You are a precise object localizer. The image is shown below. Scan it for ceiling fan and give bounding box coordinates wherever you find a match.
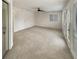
[37,8,46,12]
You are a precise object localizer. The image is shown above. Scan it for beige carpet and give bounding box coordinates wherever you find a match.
[4,26,73,59]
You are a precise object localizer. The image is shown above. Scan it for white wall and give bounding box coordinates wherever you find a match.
[13,7,35,32]
[34,12,62,30]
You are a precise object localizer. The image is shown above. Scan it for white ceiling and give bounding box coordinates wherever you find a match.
[13,0,68,12]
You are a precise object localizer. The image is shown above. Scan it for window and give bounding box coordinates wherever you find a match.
[50,14,58,21]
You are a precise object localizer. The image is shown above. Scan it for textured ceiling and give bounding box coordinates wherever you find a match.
[13,0,68,12]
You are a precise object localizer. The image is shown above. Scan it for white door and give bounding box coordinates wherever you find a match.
[2,1,9,57]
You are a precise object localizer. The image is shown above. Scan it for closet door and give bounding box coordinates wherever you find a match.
[63,9,71,48]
